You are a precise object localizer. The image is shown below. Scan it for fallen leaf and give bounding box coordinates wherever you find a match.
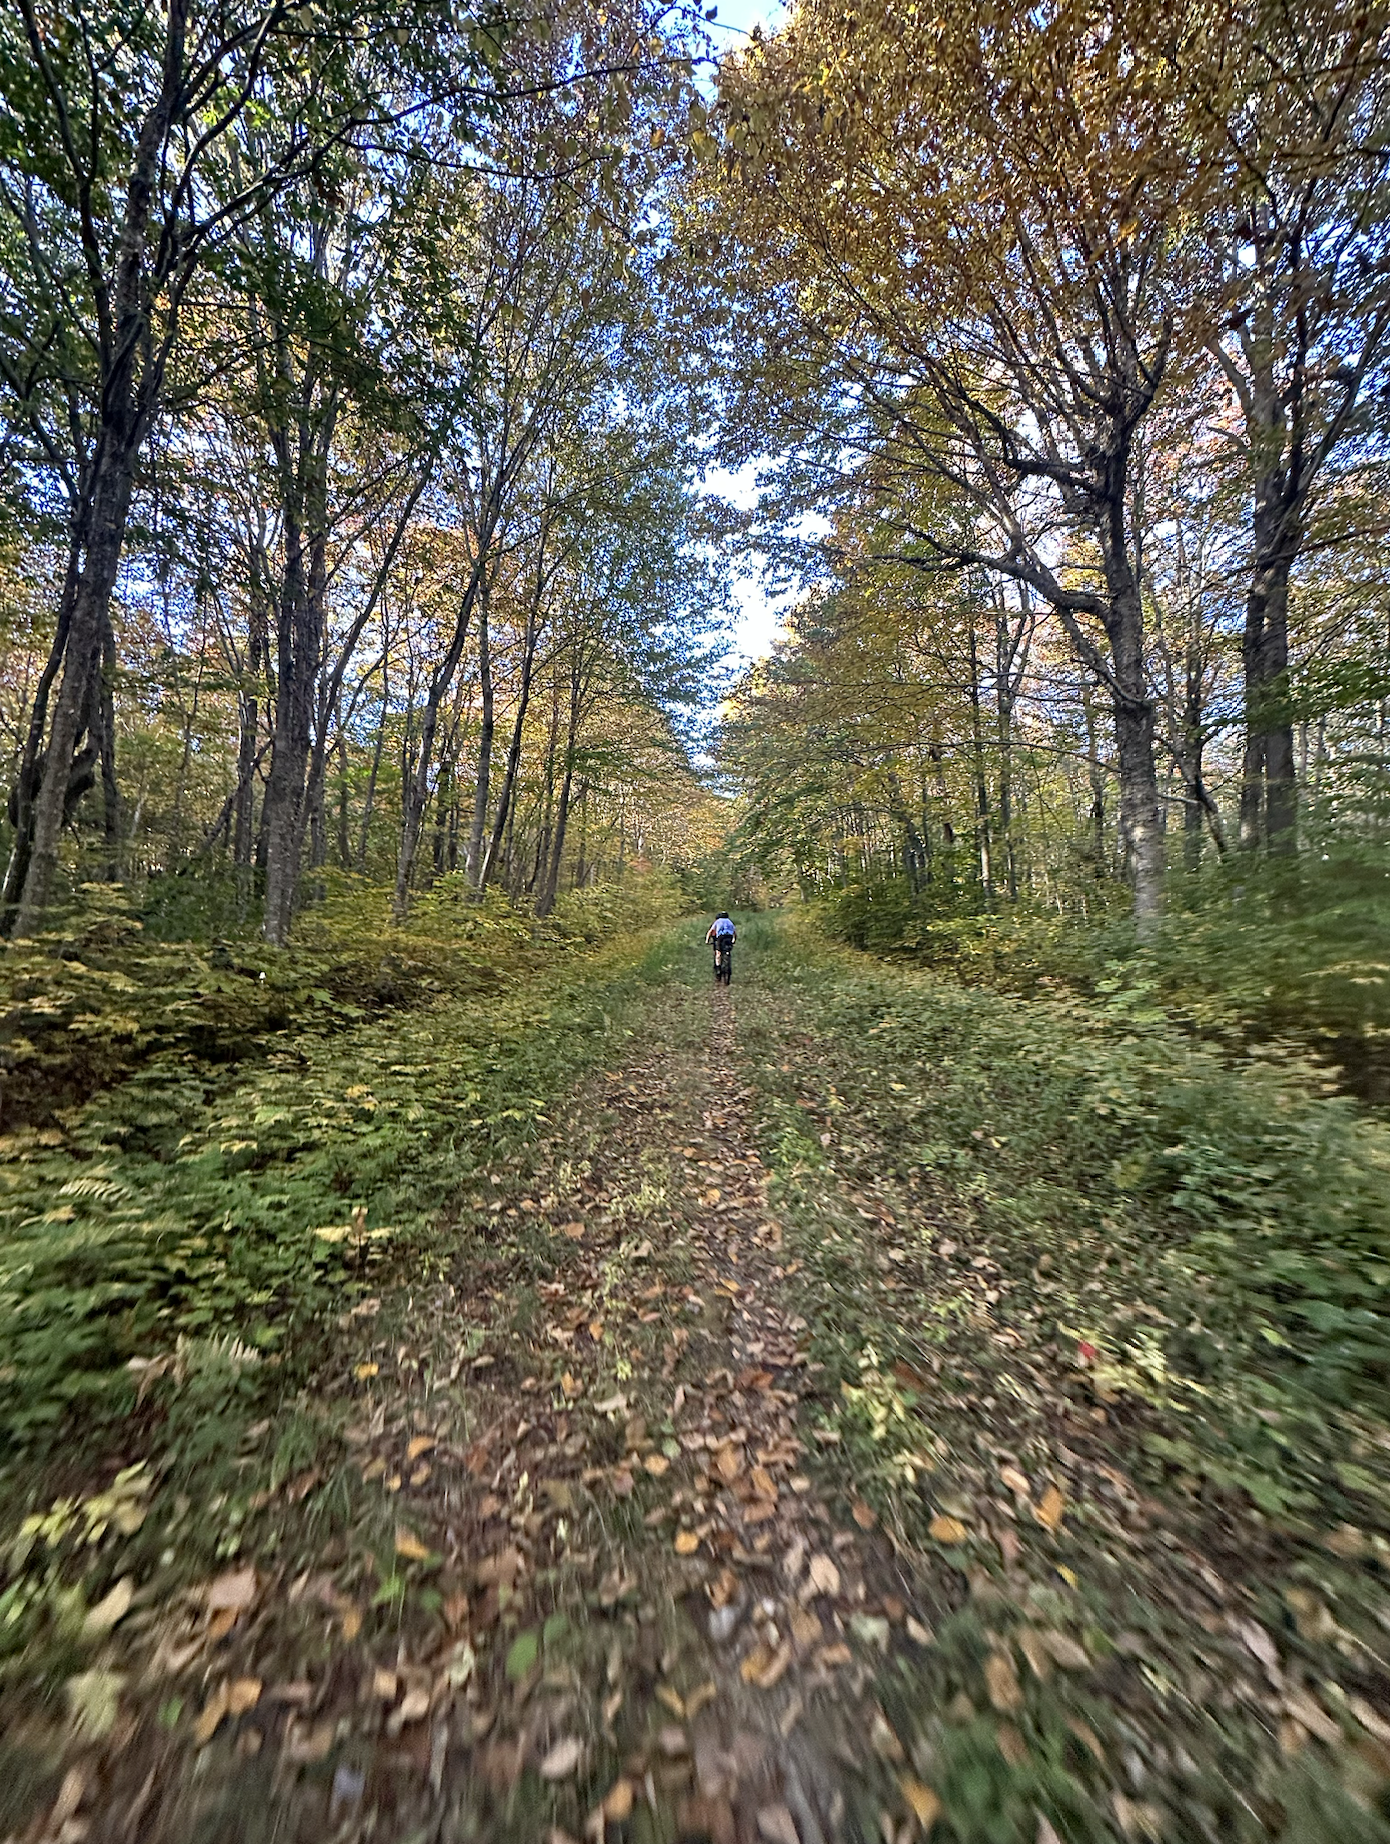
[808,1553,840,1596]
[675,1530,701,1555]
[906,1616,934,1647]
[340,1604,363,1641]
[750,1467,777,1500]
[1039,1629,1090,1671]
[851,1500,877,1530]
[999,1466,1030,1499]
[928,1515,969,1545]
[645,1453,670,1477]
[740,1642,774,1684]
[207,1567,257,1614]
[658,1724,689,1756]
[406,1435,435,1463]
[540,1736,583,1779]
[83,1576,134,1636]
[561,1222,585,1240]
[394,1529,431,1562]
[194,1683,230,1745]
[354,1362,379,1379]
[67,1669,123,1740]
[396,1686,429,1725]
[1033,1486,1066,1533]
[685,1681,717,1718]
[900,1776,942,1830]
[656,1685,686,1718]
[716,1446,743,1482]
[790,1606,822,1648]
[562,1372,583,1398]
[1018,1629,1052,1681]
[758,1801,800,1844]
[985,1652,1023,1714]
[816,1642,853,1668]
[372,1668,399,1699]
[227,1677,262,1715]
[611,1468,634,1497]
[996,1723,1028,1767]
[603,1779,635,1821]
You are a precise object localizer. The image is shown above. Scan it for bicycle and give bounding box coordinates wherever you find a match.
[712,938,733,984]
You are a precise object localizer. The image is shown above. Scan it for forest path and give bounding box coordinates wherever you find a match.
[11,918,1389,1844]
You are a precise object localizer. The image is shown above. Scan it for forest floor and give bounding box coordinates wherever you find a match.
[5,914,1390,1844]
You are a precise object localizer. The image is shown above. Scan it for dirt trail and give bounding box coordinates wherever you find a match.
[12,978,913,1844]
[15,942,1386,1844]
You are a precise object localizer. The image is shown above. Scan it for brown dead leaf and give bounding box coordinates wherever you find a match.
[475,1548,521,1587]
[603,1779,635,1821]
[560,1222,586,1240]
[816,1642,853,1668]
[1017,1629,1052,1682]
[995,1723,1028,1768]
[790,1606,823,1649]
[900,1776,942,1831]
[644,1453,670,1477]
[394,1528,431,1562]
[851,1500,877,1530]
[656,1685,686,1718]
[999,1466,1031,1499]
[740,1642,774,1684]
[928,1515,969,1545]
[674,1530,701,1555]
[561,1372,583,1398]
[406,1435,435,1463]
[611,1467,634,1497]
[807,1553,840,1597]
[685,1681,717,1719]
[372,1668,399,1699]
[194,1684,229,1746]
[207,1567,257,1614]
[1033,1485,1066,1533]
[340,1604,363,1642]
[750,1467,777,1500]
[540,1736,583,1779]
[984,1652,1023,1714]
[1039,1629,1090,1671]
[219,1679,259,1719]
[716,1446,743,1483]
[757,1801,800,1844]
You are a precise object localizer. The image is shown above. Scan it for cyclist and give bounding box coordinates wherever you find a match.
[706,911,736,984]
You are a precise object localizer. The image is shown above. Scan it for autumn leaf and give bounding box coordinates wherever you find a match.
[807,1553,840,1596]
[900,1776,942,1830]
[1033,1485,1066,1532]
[851,1500,877,1530]
[394,1528,431,1562]
[928,1514,969,1544]
[540,1736,583,1779]
[674,1529,701,1554]
[194,1683,230,1745]
[985,1652,1023,1714]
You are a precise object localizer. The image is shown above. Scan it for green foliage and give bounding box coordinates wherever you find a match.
[749,916,1390,1516]
[816,844,1390,1102]
[0,903,682,1454]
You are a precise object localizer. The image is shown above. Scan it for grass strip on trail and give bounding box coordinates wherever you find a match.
[733,911,1390,1844]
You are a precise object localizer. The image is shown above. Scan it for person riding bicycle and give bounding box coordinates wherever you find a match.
[706,911,736,984]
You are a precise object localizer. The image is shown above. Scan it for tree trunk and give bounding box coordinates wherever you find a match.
[1240,543,1297,853]
[466,588,494,887]
[12,442,137,936]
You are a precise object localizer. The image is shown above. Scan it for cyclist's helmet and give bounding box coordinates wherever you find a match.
[717,910,729,917]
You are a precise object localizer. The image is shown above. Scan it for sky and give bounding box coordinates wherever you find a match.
[697,0,792,672]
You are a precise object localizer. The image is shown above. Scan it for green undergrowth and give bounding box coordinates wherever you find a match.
[0,911,689,1462]
[818,846,1390,1103]
[0,873,674,1129]
[740,912,1390,1538]
[734,913,1390,1842]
